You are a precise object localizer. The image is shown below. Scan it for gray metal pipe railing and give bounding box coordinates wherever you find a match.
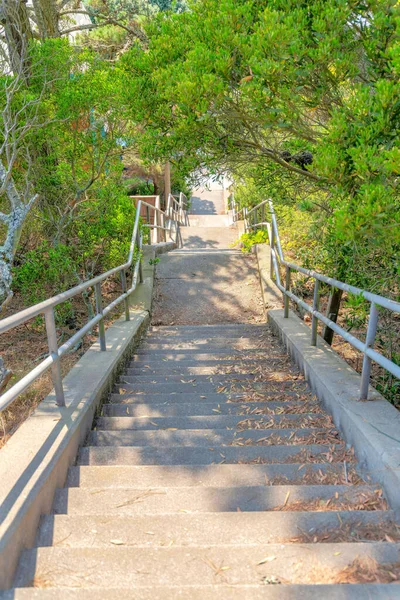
[231,194,400,400]
[0,194,189,413]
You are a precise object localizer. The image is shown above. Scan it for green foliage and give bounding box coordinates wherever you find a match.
[240,229,269,252]
[13,180,137,316]
[123,0,399,299]
[13,243,76,306]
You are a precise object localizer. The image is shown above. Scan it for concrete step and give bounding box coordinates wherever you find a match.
[121,373,260,383]
[129,356,277,367]
[67,463,359,489]
[102,400,321,417]
[125,361,285,375]
[147,330,270,341]
[109,391,307,404]
[145,330,270,340]
[37,510,393,547]
[2,585,399,600]
[139,340,266,350]
[115,381,308,395]
[187,216,230,226]
[149,324,269,333]
[119,372,300,384]
[136,340,268,356]
[52,485,380,516]
[169,248,242,254]
[95,413,331,431]
[78,444,348,466]
[88,427,337,448]
[133,349,268,360]
[14,543,400,588]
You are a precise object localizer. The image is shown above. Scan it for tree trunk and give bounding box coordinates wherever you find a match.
[0,0,33,77]
[323,288,343,346]
[0,160,37,310]
[32,0,59,38]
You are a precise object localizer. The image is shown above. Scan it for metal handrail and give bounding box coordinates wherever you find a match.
[235,195,400,400]
[0,194,189,413]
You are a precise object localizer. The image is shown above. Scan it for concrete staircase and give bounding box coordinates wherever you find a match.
[5,186,400,598]
[10,323,400,597]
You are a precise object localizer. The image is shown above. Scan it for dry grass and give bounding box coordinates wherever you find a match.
[238,402,323,415]
[300,557,400,584]
[272,489,387,512]
[229,381,309,394]
[0,281,122,448]
[237,414,334,431]
[228,391,316,403]
[237,445,357,465]
[288,520,400,544]
[231,429,341,447]
[265,465,365,486]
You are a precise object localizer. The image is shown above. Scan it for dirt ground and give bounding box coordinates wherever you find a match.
[0,280,123,448]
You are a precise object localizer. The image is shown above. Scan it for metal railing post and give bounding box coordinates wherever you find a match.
[360,303,379,400]
[136,229,143,283]
[44,308,65,406]
[120,270,130,321]
[311,279,320,346]
[284,266,290,318]
[270,226,275,280]
[95,282,106,351]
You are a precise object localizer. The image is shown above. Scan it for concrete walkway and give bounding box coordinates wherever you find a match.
[152,187,265,325]
[190,185,226,215]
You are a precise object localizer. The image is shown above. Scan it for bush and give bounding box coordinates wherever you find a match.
[240,229,269,252]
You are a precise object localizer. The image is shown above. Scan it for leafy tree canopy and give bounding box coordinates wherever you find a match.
[123,0,399,286]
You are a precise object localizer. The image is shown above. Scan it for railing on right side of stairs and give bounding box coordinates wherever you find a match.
[228,194,400,401]
[0,193,189,414]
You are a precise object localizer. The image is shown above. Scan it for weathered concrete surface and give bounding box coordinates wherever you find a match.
[152,250,265,325]
[180,226,238,248]
[155,190,264,325]
[268,308,400,515]
[253,238,400,514]
[190,187,226,215]
[0,309,150,590]
[132,242,176,312]
[1,585,399,600]
[13,543,400,588]
[0,241,177,590]
[37,510,391,546]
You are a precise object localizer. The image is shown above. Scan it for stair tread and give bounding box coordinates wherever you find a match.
[79,444,355,466]
[89,427,338,447]
[52,484,381,515]
[67,463,361,488]
[102,400,321,417]
[37,510,394,547]
[95,413,331,431]
[14,544,400,588]
[110,391,305,403]
[3,585,399,600]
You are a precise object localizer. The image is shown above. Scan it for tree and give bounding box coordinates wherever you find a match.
[123,0,399,293]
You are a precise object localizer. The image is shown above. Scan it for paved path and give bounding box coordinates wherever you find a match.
[190,186,226,215]
[152,187,265,325]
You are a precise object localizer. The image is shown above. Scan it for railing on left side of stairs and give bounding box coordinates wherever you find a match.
[0,194,189,413]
